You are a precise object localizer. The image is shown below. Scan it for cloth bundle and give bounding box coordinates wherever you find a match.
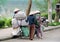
[14,11,26,20]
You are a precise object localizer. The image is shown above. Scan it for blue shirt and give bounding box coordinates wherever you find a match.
[26,15,35,25]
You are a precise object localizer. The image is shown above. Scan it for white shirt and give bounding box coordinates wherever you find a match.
[12,18,21,28]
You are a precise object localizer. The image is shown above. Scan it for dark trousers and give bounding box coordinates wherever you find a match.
[29,24,35,40]
[35,26,42,38]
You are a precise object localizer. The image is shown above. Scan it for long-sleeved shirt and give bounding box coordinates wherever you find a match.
[26,15,36,25]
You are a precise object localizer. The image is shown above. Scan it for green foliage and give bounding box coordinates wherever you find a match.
[34,0,48,12]
[41,13,48,19]
[5,18,12,27]
[34,0,60,12]
[48,22,60,26]
[0,18,5,28]
[52,0,60,9]
[41,11,56,19]
[52,11,56,19]
[0,17,12,28]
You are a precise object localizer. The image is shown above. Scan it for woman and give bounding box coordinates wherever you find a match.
[26,12,36,40]
[34,10,43,39]
[12,8,21,38]
[12,8,26,38]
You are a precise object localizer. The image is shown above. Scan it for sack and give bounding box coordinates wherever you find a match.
[21,20,28,26]
[12,27,21,36]
[41,25,44,31]
[21,26,29,37]
[14,11,26,20]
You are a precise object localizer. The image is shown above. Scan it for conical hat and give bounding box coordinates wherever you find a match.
[29,10,40,15]
[14,8,20,12]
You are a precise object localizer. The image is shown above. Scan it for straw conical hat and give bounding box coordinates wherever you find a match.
[14,8,20,12]
[29,10,40,15]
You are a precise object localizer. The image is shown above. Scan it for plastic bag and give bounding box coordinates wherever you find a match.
[21,26,29,37]
[41,25,44,31]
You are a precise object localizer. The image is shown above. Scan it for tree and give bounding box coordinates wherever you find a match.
[34,0,48,12]
[26,0,32,16]
[47,0,52,23]
[54,0,60,22]
[34,0,52,23]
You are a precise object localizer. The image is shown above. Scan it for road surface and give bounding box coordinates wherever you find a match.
[1,28,60,42]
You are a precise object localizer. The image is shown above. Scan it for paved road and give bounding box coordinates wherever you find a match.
[1,28,60,42]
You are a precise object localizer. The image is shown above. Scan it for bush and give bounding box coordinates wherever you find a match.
[41,13,48,19]
[0,19,5,28]
[5,18,12,27]
[41,11,56,19]
[52,11,56,20]
[0,17,12,28]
